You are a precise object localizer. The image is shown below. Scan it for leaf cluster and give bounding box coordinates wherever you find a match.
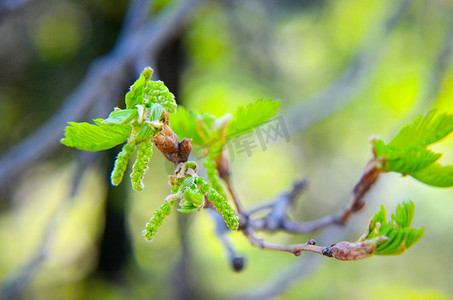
[363,201,424,256]
[170,99,280,151]
[373,111,453,187]
[170,99,280,197]
[61,67,177,191]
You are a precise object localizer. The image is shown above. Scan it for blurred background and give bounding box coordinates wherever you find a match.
[0,0,453,299]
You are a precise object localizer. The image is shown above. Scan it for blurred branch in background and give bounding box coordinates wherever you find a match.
[0,0,33,21]
[234,256,322,300]
[234,228,345,300]
[284,0,410,134]
[117,0,154,42]
[221,158,379,257]
[210,210,245,271]
[0,0,202,194]
[0,151,98,300]
[417,18,453,111]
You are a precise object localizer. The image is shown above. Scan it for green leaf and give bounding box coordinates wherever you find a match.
[171,99,280,152]
[149,103,163,121]
[410,163,453,187]
[178,203,199,213]
[372,111,453,187]
[180,176,195,193]
[362,201,424,256]
[170,106,218,145]
[392,201,414,228]
[366,204,388,239]
[125,67,153,109]
[102,109,138,125]
[226,99,280,139]
[125,76,146,109]
[388,111,453,149]
[61,121,131,151]
[374,139,442,174]
[183,189,204,206]
[134,123,155,143]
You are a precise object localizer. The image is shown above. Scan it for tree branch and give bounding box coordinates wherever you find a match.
[250,159,380,234]
[243,228,323,256]
[209,210,245,272]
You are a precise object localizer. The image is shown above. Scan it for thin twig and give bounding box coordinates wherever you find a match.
[233,228,343,300]
[223,176,246,215]
[263,180,306,231]
[243,228,323,257]
[209,210,245,272]
[251,159,381,234]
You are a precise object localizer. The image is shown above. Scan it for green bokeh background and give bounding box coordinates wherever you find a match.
[1,0,453,299]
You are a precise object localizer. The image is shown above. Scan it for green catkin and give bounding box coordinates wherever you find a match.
[142,201,172,241]
[131,139,153,191]
[195,176,211,194]
[195,176,238,230]
[146,81,177,113]
[208,187,239,230]
[111,142,135,186]
[204,155,227,199]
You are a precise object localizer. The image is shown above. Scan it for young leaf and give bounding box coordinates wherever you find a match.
[226,99,280,139]
[102,109,138,125]
[388,111,453,149]
[125,67,153,109]
[363,201,424,256]
[61,121,131,151]
[410,163,453,187]
[149,103,163,121]
[177,203,199,213]
[170,106,218,145]
[373,139,442,174]
[183,188,204,206]
[372,111,453,187]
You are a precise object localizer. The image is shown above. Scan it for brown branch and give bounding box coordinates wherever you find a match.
[248,159,380,234]
[243,227,382,261]
[223,176,246,215]
[243,228,323,257]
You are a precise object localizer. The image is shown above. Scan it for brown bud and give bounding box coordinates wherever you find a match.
[178,138,192,163]
[329,241,376,261]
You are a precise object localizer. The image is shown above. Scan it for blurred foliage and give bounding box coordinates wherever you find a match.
[1,0,453,299]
